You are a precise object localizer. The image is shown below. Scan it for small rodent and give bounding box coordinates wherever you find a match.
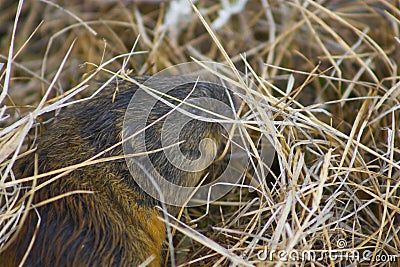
[0,76,234,266]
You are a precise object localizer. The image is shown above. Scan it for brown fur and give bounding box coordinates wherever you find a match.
[0,76,233,266]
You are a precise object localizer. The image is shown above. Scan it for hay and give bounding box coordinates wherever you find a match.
[1,0,399,266]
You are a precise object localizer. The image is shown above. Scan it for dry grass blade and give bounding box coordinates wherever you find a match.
[1,0,399,266]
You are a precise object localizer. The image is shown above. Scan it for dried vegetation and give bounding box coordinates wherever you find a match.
[1,0,399,266]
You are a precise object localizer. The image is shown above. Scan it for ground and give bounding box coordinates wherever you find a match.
[0,1,399,266]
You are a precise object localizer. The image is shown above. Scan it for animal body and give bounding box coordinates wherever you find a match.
[0,76,234,266]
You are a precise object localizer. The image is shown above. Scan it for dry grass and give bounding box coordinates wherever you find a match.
[1,0,399,266]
